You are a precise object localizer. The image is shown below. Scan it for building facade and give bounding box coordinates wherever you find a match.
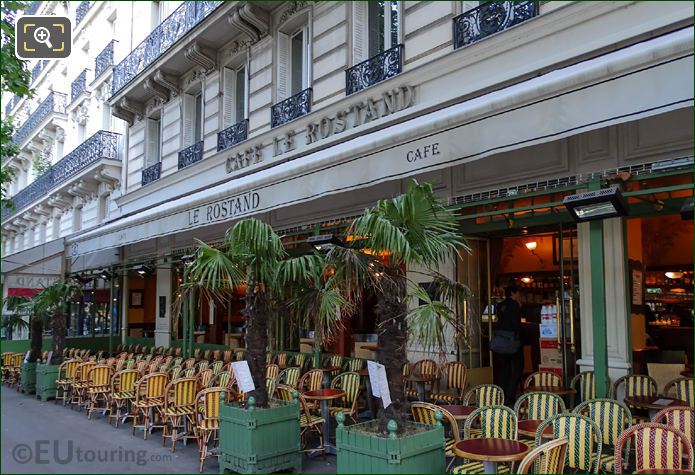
[3,1,694,387]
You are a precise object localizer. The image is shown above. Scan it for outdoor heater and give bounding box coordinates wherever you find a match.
[307,234,344,252]
[562,186,628,222]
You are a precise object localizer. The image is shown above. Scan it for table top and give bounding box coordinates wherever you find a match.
[303,389,345,401]
[634,469,693,474]
[439,405,475,420]
[625,395,688,410]
[518,419,553,438]
[524,386,576,396]
[406,375,438,383]
[361,344,379,351]
[454,439,530,463]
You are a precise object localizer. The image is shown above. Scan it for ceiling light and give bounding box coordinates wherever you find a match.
[99,269,112,280]
[665,272,684,280]
[520,276,533,284]
[525,241,537,251]
[307,234,344,252]
[563,187,628,222]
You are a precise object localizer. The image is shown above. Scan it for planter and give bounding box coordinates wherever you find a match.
[219,396,301,474]
[336,414,445,474]
[35,363,59,401]
[20,361,37,394]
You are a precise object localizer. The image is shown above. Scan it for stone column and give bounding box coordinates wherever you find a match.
[154,265,172,348]
[576,217,632,382]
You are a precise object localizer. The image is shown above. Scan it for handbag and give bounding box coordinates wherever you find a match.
[490,330,520,355]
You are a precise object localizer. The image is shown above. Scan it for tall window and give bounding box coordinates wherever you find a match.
[183,91,204,146]
[145,117,161,166]
[234,66,246,123]
[289,28,307,95]
[278,20,309,101]
[222,63,247,127]
[194,92,202,143]
[368,1,399,56]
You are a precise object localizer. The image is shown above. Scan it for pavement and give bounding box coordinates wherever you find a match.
[1,386,337,474]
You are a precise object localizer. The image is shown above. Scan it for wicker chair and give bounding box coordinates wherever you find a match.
[574,398,632,473]
[524,370,562,389]
[536,413,602,473]
[85,365,113,419]
[162,377,198,452]
[664,377,694,407]
[132,372,169,439]
[272,352,289,367]
[569,370,596,407]
[514,391,565,448]
[652,405,694,453]
[277,367,301,388]
[614,422,693,473]
[517,437,569,474]
[329,372,361,423]
[275,384,324,454]
[453,406,517,474]
[108,369,139,428]
[463,383,505,407]
[405,359,439,400]
[194,387,231,472]
[429,361,467,404]
[70,361,96,409]
[265,363,279,381]
[612,374,658,423]
[411,402,460,470]
[55,359,80,405]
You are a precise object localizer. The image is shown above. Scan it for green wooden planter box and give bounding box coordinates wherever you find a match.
[336,415,445,474]
[35,363,59,401]
[219,396,301,474]
[20,361,37,394]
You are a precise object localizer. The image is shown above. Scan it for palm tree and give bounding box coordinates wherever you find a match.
[347,180,471,429]
[34,279,81,365]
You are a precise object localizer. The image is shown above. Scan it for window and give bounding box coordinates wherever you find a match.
[278,22,309,101]
[98,193,110,223]
[182,91,204,146]
[101,103,112,130]
[222,64,247,127]
[461,1,480,14]
[194,92,202,143]
[353,1,400,63]
[145,117,161,166]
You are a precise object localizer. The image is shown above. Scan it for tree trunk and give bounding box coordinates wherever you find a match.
[244,281,270,407]
[29,317,43,362]
[50,307,67,365]
[376,267,409,433]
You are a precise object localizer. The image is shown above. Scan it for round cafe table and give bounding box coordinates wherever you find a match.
[624,395,688,419]
[439,405,475,421]
[304,388,345,455]
[405,375,437,401]
[517,419,553,439]
[454,438,530,474]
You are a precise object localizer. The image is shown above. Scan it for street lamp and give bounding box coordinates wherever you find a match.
[562,187,628,222]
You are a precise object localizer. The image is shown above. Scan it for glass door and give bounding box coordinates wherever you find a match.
[556,226,580,386]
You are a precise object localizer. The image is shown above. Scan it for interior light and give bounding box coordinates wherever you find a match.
[525,241,537,251]
[307,234,344,252]
[665,272,684,280]
[563,187,628,222]
[520,276,533,284]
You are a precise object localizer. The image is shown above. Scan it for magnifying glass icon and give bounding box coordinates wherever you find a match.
[33,27,53,49]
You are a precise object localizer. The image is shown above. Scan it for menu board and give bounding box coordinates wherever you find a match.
[231,361,255,393]
[367,361,392,409]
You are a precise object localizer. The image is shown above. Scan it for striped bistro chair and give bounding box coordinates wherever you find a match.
[86,365,113,419]
[277,367,301,388]
[323,354,344,380]
[574,398,632,473]
[514,391,565,447]
[292,353,308,371]
[652,405,694,453]
[222,350,232,363]
[211,350,221,361]
[132,372,169,439]
[183,358,196,369]
[210,360,224,375]
[463,383,505,408]
[329,372,361,423]
[614,422,694,474]
[266,377,276,397]
[211,370,233,389]
[664,377,694,407]
[536,413,602,473]
[343,358,365,373]
[405,359,439,400]
[184,367,197,378]
[454,406,518,474]
[108,369,139,428]
[272,352,289,367]
[612,374,658,423]
[70,361,96,409]
[517,437,569,474]
[429,361,468,404]
[162,377,198,452]
[193,349,202,360]
[234,349,245,361]
[198,369,214,390]
[195,360,209,373]
[170,366,183,381]
[411,402,460,470]
[194,387,231,472]
[299,369,324,392]
[266,363,279,381]
[524,370,563,389]
[570,370,596,408]
[172,357,183,367]
[55,359,80,405]
[274,384,324,453]
[202,350,212,361]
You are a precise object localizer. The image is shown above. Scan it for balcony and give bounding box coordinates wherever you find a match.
[12,92,67,145]
[178,141,204,169]
[2,130,120,221]
[25,1,40,15]
[217,119,248,152]
[94,40,116,78]
[75,1,91,25]
[345,44,404,96]
[452,1,538,50]
[71,69,89,103]
[270,88,312,128]
[111,1,223,96]
[30,60,49,84]
[141,162,162,186]
[5,95,19,116]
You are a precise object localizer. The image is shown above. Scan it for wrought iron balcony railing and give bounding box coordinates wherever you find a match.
[452,1,538,50]
[271,88,312,128]
[71,69,89,103]
[178,141,204,169]
[142,162,162,186]
[75,1,91,25]
[5,95,19,116]
[12,92,67,145]
[31,60,49,84]
[2,130,120,221]
[25,1,40,15]
[345,44,403,96]
[94,40,116,78]
[217,119,248,152]
[112,1,223,96]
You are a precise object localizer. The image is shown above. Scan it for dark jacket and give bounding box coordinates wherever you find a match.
[496,297,522,335]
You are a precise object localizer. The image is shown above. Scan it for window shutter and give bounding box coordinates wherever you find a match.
[145,118,159,166]
[277,31,290,101]
[352,2,368,63]
[461,1,479,13]
[222,67,235,127]
[182,93,195,147]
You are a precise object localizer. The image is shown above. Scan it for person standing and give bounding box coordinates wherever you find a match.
[492,285,524,406]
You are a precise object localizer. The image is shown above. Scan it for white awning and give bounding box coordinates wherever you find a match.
[69,28,694,257]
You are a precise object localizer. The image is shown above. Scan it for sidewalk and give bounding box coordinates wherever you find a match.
[1,387,336,474]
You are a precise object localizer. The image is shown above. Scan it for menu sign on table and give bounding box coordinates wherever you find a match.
[367,361,392,409]
[231,361,255,393]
